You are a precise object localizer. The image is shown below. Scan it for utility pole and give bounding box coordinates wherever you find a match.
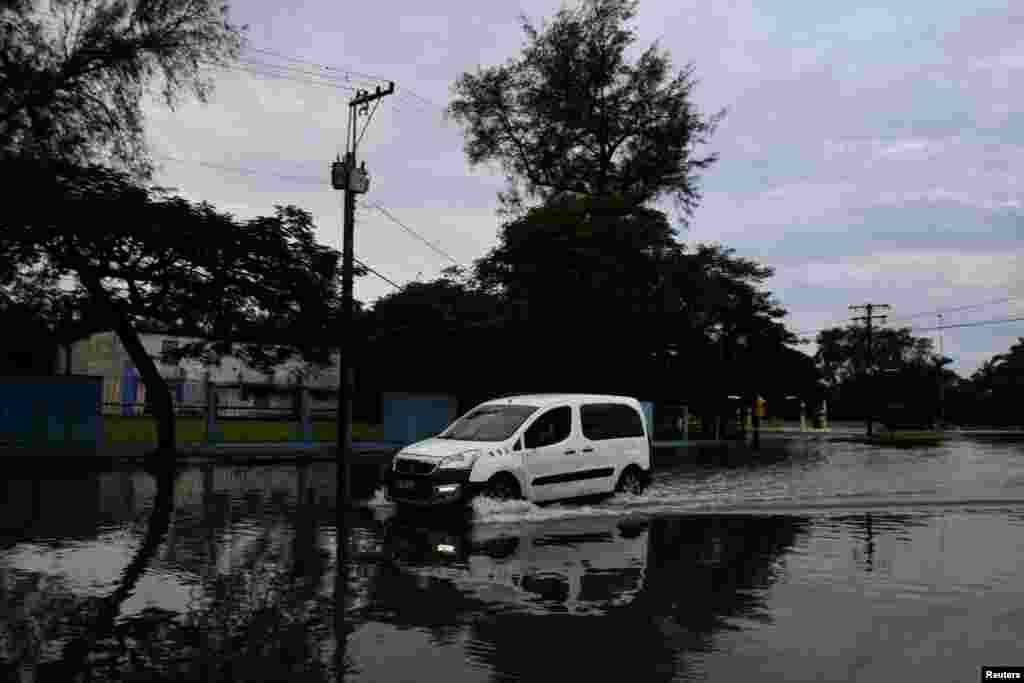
[850,303,890,437]
[331,82,394,507]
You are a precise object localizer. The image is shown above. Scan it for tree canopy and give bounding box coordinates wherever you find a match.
[814,325,938,390]
[2,158,346,449]
[959,337,1024,426]
[448,0,722,216]
[1,0,245,176]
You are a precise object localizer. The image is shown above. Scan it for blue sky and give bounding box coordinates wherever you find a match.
[143,0,1024,376]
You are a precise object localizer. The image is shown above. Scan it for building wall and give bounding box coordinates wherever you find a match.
[0,375,103,452]
[65,332,341,415]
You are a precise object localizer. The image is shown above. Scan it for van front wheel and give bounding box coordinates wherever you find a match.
[482,474,521,502]
[615,467,647,496]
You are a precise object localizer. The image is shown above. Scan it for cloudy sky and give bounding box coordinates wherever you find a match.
[143,0,1024,376]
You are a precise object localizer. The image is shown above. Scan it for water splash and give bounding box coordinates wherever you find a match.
[472,495,651,525]
[471,496,544,523]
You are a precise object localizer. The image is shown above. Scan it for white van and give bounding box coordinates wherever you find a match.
[386,394,651,507]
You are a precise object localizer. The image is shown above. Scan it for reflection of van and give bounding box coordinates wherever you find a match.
[386,394,651,507]
[383,515,650,613]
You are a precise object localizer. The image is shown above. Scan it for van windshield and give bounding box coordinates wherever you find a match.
[438,404,539,442]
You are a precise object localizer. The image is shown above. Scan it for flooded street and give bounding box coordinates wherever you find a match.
[3,435,1024,681]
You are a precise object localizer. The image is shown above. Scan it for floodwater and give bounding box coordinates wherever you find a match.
[3,434,1024,682]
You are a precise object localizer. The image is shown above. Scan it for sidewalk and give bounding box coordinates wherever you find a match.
[115,440,402,463]
[1,440,403,467]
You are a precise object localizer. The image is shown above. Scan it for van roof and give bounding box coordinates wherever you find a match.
[485,393,641,408]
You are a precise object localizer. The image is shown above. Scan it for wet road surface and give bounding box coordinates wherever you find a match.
[2,433,1023,682]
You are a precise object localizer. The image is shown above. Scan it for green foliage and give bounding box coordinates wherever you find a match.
[0,0,245,176]
[360,197,812,407]
[814,325,939,389]
[1,158,347,373]
[960,337,1024,426]
[448,0,722,215]
[813,324,958,425]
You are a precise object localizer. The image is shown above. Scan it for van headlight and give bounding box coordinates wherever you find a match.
[438,450,482,470]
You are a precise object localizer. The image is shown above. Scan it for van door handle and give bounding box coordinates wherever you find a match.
[581,447,594,453]
[564,449,576,455]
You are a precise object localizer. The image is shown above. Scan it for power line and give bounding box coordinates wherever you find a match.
[911,315,1024,332]
[241,44,445,111]
[210,59,448,132]
[217,62,361,93]
[154,155,466,278]
[242,45,393,83]
[155,154,322,185]
[794,313,1024,345]
[887,296,1019,323]
[333,187,403,293]
[362,201,464,266]
[793,294,1022,339]
[157,153,402,292]
[237,58,381,88]
[354,257,401,290]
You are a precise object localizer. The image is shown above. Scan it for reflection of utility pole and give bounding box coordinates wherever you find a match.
[864,513,874,571]
[332,82,394,507]
[850,303,891,437]
[937,314,945,427]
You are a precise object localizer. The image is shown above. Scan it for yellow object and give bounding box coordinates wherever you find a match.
[755,397,766,418]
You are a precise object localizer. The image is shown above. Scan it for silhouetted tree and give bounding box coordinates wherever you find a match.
[1,0,245,176]
[449,0,723,216]
[3,160,345,455]
[814,325,954,424]
[964,338,1024,426]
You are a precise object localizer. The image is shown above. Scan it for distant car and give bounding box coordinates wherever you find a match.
[385,393,651,507]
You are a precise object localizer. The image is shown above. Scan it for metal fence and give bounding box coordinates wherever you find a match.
[100,401,317,420]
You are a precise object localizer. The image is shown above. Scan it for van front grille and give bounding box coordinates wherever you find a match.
[393,458,436,476]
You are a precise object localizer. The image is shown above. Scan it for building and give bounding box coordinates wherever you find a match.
[57,331,340,417]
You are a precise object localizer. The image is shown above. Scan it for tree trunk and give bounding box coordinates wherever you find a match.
[41,465,177,681]
[750,394,761,451]
[78,268,177,454]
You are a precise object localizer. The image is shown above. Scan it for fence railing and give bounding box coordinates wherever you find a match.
[100,401,318,419]
[100,387,324,444]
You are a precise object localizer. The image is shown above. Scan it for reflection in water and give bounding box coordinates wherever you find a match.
[367,511,809,682]
[1,435,1024,682]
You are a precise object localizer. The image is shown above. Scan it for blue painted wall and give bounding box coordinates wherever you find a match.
[0,376,103,451]
[382,392,458,446]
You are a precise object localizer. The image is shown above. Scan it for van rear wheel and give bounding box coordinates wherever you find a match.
[483,474,521,502]
[615,467,646,496]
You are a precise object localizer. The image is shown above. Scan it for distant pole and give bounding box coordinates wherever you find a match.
[850,303,890,437]
[332,82,394,508]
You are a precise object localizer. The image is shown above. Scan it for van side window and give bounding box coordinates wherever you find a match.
[524,406,572,449]
[581,403,645,440]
